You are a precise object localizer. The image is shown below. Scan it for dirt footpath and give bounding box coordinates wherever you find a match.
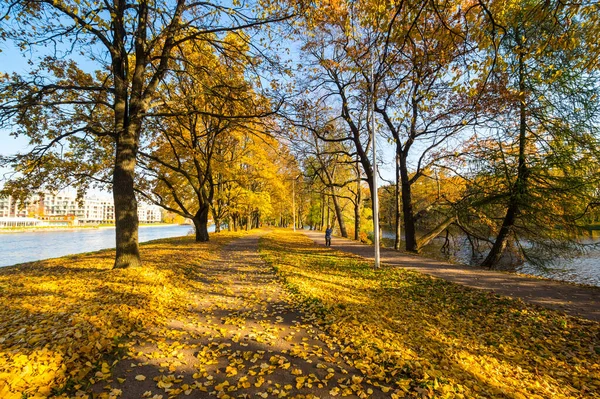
[91,232,386,399]
[304,230,600,322]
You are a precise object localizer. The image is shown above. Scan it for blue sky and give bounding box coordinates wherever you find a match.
[0,42,33,158]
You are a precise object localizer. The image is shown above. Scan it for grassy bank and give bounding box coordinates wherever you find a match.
[0,231,245,398]
[259,230,600,399]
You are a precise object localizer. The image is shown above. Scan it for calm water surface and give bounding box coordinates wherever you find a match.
[0,225,198,267]
[382,229,600,287]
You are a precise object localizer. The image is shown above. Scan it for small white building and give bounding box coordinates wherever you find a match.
[138,204,163,223]
[0,217,45,228]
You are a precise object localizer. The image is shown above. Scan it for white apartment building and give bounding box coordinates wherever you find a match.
[0,192,161,224]
[0,196,12,217]
[138,205,163,223]
[0,195,37,218]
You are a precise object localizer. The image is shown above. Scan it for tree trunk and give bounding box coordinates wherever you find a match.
[113,131,141,269]
[416,216,456,252]
[246,211,251,231]
[320,193,325,230]
[394,152,402,250]
[481,39,528,269]
[210,206,221,233]
[326,196,331,227]
[193,204,210,242]
[331,188,348,237]
[399,153,418,252]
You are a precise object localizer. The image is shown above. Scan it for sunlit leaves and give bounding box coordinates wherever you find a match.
[260,230,600,399]
[0,233,238,397]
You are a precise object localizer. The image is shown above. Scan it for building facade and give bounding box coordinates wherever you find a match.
[0,192,161,225]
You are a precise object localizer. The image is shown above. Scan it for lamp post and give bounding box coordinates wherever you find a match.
[371,54,381,269]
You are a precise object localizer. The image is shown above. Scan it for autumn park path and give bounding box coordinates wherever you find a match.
[92,231,385,399]
[304,230,600,322]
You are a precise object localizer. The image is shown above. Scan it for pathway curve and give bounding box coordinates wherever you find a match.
[91,232,385,398]
[304,230,600,322]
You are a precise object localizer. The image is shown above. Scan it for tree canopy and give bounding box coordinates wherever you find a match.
[1,0,600,270]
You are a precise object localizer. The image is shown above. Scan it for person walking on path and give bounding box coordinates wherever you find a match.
[325,226,333,246]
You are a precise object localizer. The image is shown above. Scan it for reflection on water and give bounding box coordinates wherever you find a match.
[382,229,600,287]
[0,225,202,267]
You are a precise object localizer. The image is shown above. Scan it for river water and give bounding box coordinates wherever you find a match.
[0,225,197,267]
[382,229,600,287]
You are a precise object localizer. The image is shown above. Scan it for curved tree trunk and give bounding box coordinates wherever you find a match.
[416,216,456,252]
[193,204,210,242]
[331,189,348,237]
[482,40,528,269]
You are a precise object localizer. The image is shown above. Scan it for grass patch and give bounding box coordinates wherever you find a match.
[0,231,246,398]
[259,229,600,399]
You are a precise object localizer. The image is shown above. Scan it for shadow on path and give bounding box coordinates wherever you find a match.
[90,232,387,399]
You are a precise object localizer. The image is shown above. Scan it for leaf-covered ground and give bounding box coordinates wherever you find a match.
[0,232,243,398]
[259,230,600,399]
[2,229,599,399]
[1,231,389,399]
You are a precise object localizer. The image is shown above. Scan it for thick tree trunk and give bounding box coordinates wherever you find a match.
[193,204,210,242]
[481,210,516,268]
[482,41,528,269]
[399,154,418,252]
[246,211,251,231]
[394,153,402,250]
[211,207,221,233]
[113,131,141,269]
